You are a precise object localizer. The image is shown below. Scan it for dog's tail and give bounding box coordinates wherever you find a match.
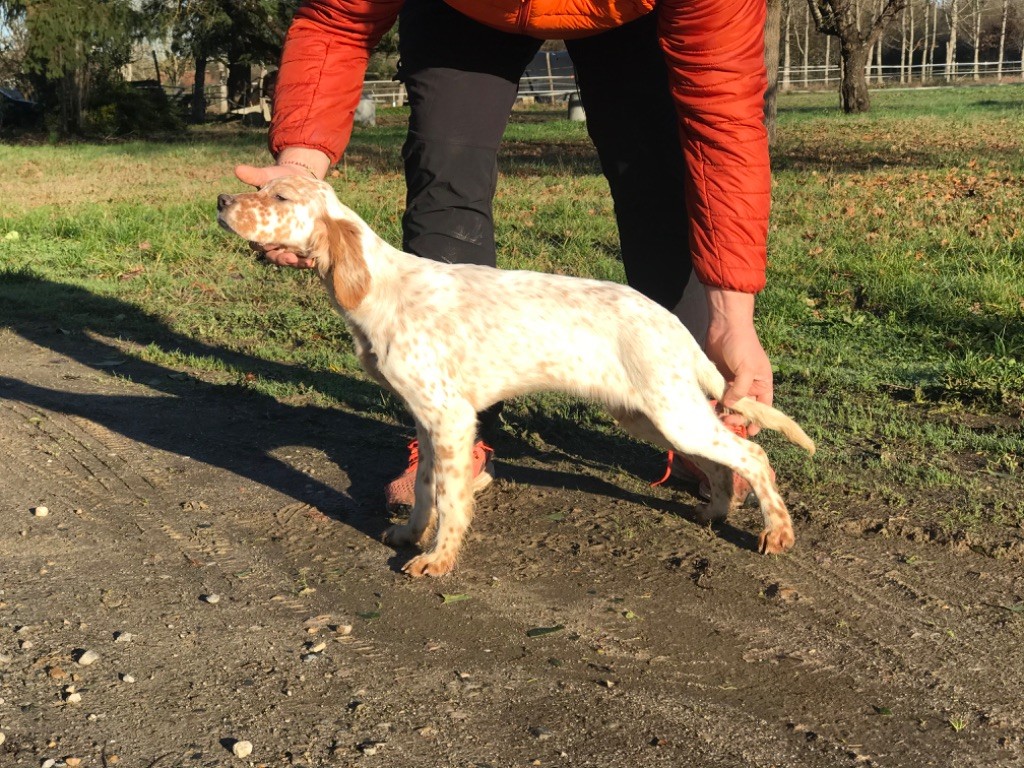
[696,359,816,455]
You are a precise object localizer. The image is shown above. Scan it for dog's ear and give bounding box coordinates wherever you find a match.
[312,216,371,311]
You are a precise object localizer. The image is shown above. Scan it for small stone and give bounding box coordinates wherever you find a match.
[357,741,381,755]
[107,756,120,765]
[33,506,49,517]
[42,760,56,768]
[0,732,5,746]
[66,758,82,767]
[76,649,100,666]
[415,726,435,737]
[301,653,319,663]
[113,631,133,643]
[65,692,83,704]
[121,673,136,683]
[308,641,327,653]
[334,624,353,636]
[530,726,553,741]
[202,593,221,604]
[20,639,33,650]
[48,666,67,680]
[232,740,253,759]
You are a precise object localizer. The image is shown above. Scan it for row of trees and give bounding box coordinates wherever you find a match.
[0,0,298,133]
[766,0,1024,114]
[2,0,1022,135]
[778,0,1024,93]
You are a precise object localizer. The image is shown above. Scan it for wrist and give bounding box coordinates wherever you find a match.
[705,286,756,330]
[275,148,331,180]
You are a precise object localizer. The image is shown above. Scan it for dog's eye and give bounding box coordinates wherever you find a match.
[274,194,289,202]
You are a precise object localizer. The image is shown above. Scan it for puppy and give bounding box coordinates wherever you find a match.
[217,176,814,577]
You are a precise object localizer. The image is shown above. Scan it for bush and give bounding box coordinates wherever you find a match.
[81,80,186,137]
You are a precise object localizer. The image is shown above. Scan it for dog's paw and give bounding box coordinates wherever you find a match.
[758,525,795,555]
[382,523,423,548]
[401,552,455,578]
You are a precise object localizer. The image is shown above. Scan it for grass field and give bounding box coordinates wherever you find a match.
[1,84,1022,537]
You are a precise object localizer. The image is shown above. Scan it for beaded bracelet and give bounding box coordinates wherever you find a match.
[277,160,319,179]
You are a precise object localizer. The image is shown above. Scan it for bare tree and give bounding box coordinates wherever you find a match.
[808,0,908,112]
[959,0,988,79]
[765,0,783,144]
[997,0,1009,77]
[783,0,793,88]
[945,0,960,79]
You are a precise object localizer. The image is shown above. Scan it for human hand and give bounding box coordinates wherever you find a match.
[703,288,774,437]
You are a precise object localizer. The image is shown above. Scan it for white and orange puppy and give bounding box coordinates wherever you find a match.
[217,177,814,577]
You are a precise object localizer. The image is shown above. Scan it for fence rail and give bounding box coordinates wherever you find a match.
[359,60,1024,108]
[780,59,1024,89]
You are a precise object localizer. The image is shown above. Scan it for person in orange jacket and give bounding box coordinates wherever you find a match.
[235,0,774,509]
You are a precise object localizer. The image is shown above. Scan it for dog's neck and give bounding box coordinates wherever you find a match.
[313,207,420,333]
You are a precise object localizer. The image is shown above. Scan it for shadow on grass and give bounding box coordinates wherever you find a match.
[0,273,741,555]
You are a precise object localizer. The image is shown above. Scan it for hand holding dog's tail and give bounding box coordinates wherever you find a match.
[728,397,816,455]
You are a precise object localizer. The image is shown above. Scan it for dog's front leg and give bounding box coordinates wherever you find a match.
[401,404,477,578]
[382,421,436,547]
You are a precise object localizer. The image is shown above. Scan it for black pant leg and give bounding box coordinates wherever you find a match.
[397,0,540,437]
[397,0,541,267]
[565,14,692,310]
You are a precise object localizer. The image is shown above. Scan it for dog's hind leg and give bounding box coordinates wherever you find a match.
[613,407,732,524]
[646,406,795,554]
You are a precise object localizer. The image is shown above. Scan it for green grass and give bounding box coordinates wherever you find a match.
[1,85,1022,538]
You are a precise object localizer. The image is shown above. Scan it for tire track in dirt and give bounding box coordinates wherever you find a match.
[452,482,1024,766]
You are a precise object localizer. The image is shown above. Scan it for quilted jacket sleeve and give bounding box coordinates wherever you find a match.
[658,0,770,294]
[269,0,403,164]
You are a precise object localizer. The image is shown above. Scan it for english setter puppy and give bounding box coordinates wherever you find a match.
[217,177,815,577]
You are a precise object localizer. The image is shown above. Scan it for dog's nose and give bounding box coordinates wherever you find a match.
[217,193,234,211]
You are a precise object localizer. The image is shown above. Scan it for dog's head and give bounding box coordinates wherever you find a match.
[217,176,371,310]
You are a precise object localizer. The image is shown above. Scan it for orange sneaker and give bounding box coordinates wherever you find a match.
[384,439,495,512]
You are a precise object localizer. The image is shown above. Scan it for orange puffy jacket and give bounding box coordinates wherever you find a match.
[270,0,769,293]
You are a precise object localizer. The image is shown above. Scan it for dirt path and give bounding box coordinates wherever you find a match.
[1,327,1023,768]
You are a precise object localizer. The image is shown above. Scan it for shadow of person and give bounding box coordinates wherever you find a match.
[0,271,757,556]
[0,271,400,540]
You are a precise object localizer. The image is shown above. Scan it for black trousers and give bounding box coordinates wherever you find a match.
[396,0,693,434]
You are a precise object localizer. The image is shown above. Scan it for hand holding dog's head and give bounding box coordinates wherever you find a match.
[217,176,371,311]
[217,176,334,256]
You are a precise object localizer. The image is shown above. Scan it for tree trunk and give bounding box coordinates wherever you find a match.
[899,4,906,82]
[783,0,792,90]
[909,1,917,81]
[920,0,929,82]
[765,0,783,145]
[875,0,885,83]
[971,2,981,80]
[825,34,832,84]
[997,0,1008,79]
[945,0,959,81]
[803,4,811,86]
[191,53,208,123]
[840,41,872,112]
